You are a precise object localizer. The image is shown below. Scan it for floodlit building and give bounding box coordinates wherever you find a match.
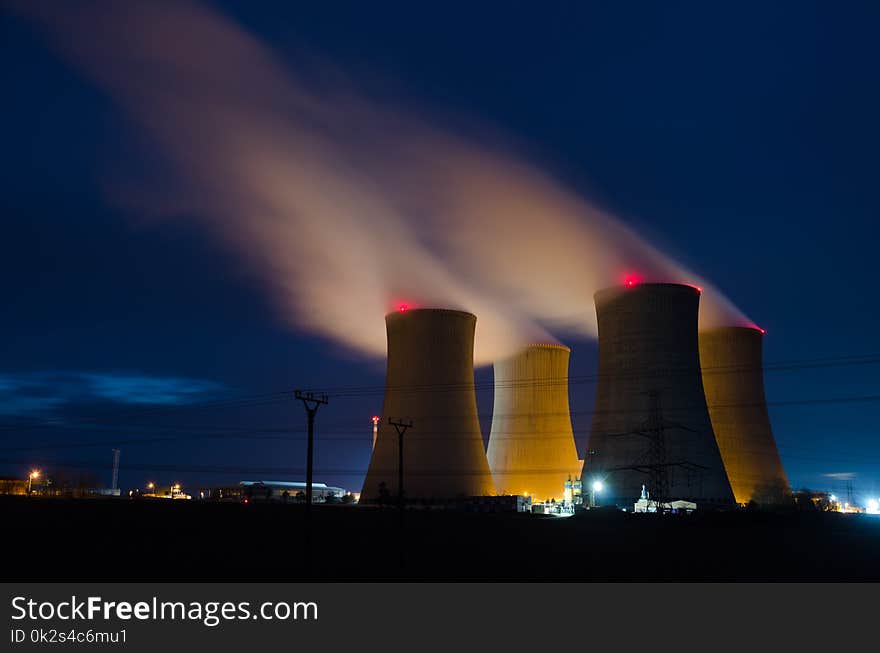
[699,326,791,506]
[633,498,697,513]
[564,474,583,505]
[196,481,350,503]
[143,484,190,500]
[487,343,581,501]
[581,283,735,508]
[360,308,495,502]
[242,481,347,502]
[0,477,28,495]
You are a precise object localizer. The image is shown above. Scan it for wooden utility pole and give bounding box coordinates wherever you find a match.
[294,391,328,511]
[388,418,413,573]
[388,418,413,511]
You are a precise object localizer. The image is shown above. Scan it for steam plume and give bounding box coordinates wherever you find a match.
[13,0,753,363]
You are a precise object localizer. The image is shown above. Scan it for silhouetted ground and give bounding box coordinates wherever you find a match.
[4,497,879,581]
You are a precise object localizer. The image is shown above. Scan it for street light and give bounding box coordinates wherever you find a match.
[27,470,40,495]
[146,482,155,495]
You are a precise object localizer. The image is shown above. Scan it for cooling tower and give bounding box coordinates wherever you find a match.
[699,326,790,505]
[487,344,580,501]
[360,308,495,502]
[582,283,735,507]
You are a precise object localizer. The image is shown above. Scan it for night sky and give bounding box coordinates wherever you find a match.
[2,1,878,501]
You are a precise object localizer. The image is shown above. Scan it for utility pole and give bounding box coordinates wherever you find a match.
[610,389,705,514]
[585,449,598,507]
[388,418,413,573]
[111,448,120,492]
[294,391,328,511]
[643,391,670,510]
[388,419,413,512]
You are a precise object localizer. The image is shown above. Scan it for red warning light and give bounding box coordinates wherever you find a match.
[371,415,380,424]
[758,327,766,334]
[398,304,409,312]
[622,273,641,288]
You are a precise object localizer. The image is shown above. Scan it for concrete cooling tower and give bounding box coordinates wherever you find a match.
[360,308,495,502]
[699,326,791,506]
[487,344,581,501]
[582,283,735,508]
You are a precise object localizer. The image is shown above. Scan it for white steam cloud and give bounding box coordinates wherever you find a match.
[14,0,753,363]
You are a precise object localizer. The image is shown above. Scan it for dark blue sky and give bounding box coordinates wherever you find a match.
[1,1,878,501]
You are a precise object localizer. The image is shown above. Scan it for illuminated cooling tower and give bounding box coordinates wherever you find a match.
[360,308,495,502]
[699,327,790,505]
[487,344,580,501]
[582,283,735,507]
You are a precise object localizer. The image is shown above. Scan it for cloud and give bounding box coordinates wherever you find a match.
[822,472,857,481]
[0,371,224,417]
[12,0,755,363]
[80,373,222,405]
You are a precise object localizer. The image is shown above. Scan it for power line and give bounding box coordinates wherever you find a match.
[3,392,880,452]
[2,350,879,433]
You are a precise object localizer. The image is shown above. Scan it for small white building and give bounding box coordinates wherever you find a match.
[633,499,697,513]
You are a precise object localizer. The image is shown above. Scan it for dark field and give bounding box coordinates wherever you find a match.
[4,497,879,581]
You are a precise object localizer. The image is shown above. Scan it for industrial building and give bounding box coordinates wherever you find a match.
[582,283,735,507]
[196,481,349,503]
[0,477,29,495]
[699,326,791,505]
[240,480,347,502]
[360,308,495,502]
[487,343,581,501]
